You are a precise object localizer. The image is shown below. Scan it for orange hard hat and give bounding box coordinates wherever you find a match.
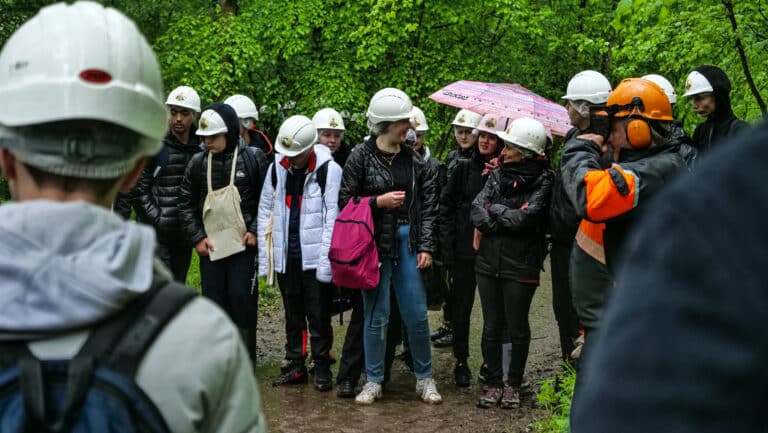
[604,78,673,121]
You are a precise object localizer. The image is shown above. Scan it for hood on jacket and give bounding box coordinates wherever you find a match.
[202,102,241,154]
[274,143,334,174]
[694,65,735,121]
[0,201,161,338]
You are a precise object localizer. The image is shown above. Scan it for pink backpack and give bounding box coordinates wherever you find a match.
[329,196,380,290]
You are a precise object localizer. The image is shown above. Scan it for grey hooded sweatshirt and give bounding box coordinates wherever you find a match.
[0,200,266,433]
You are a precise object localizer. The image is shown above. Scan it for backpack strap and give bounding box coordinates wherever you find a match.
[270,162,278,190]
[241,145,260,194]
[316,160,329,197]
[79,279,196,377]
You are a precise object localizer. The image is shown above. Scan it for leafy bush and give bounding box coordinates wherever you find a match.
[532,364,576,433]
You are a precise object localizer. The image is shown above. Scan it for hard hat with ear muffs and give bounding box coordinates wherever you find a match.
[604,78,673,149]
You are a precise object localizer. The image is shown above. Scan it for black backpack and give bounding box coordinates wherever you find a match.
[0,280,196,433]
[270,159,329,197]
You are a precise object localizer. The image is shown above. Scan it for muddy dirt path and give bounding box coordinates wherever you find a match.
[254,261,561,433]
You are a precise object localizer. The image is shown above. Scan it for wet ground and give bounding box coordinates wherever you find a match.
[254,261,561,433]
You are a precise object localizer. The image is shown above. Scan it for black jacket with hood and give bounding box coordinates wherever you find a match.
[339,136,438,258]
[471,158,553,281]
[690,65,750,154]
[179,103,268,247]
[439,145,490,263]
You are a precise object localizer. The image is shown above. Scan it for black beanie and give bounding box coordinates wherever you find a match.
[203,102,241,154]
[694,65,734,120]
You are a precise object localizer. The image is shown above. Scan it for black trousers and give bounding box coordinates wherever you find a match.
[276,258,332,365]
[199,247,258,328]
[156,237,192,283]
[477,274,537,387]
[550,240,582,361]
[449,259,477,361]
[337,291,364,384]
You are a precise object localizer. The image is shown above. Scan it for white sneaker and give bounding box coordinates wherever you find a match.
[416,378,442,404]
[355,381,382,405]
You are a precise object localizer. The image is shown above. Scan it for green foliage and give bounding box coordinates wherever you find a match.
[0,0,766,176]
[532,364,576,433]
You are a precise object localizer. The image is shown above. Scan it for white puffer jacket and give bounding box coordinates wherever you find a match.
[257,144,341,282]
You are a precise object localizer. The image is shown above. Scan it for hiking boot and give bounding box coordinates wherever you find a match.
[272,363,308,386]
[416,378,443,404]
[430,326,451,342]
[337,379,356,398]
[314,363,333,392]
[432,333,453,348]
[308,354,337,375]
[478,363,489,385]
[355,382,382,405]
[477,386,503,408]
[499,385,520,409]
[279,358,292,373]
[570,333,585,361]
[454,361,471,387]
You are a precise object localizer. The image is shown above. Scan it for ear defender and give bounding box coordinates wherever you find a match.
[625,116,652,149]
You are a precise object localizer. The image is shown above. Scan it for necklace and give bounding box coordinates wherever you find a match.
[379,150,397,166]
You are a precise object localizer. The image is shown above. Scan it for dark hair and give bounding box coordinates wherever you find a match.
[23,163,120,197]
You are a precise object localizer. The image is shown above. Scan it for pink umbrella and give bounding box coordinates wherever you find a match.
[429,80,572,137]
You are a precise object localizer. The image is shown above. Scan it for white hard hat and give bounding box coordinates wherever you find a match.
[225,94,259,121]
[683,70,714,97]
[452,109,483,128]
[562,70,612,104]
[0,1,167,179]
[497,117,547,156]
[410,106,429,132]
[196,109,228,136]
[167,86,201,113]
[475,113,510,135]
[643,74,677,104]
[276,115,317,157]
[312,108,345,131]
[366,87,413,125]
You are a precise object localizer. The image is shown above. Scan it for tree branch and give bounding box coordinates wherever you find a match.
[722,0,766,115]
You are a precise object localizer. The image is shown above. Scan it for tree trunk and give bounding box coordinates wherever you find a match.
[722,0,766,115]
[220,0,238,16]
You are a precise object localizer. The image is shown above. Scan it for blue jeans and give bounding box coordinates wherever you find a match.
[362,225,432,382]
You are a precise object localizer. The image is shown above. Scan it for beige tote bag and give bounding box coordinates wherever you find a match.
[202,146,247,261]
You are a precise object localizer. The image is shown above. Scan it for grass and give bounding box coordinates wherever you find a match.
[185,252,282,312]
[532,363,576,433]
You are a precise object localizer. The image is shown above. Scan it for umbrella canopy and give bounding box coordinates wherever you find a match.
[429,80,571,137]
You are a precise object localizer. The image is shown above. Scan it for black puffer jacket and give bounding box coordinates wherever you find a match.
[339,137,438,258]
[178,103,268,247]
[690,65,750,154]
[132,132,201,242]
[179,143,267,246]
[439,148,486,263]
[471,159,553,280]
[444,146,474,172]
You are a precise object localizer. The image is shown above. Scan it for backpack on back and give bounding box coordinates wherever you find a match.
[328,196,380,290]
[0,280,196,433]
